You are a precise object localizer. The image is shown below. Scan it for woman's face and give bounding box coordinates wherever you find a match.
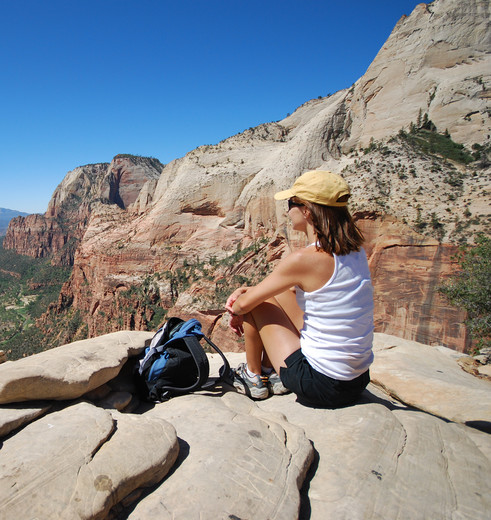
[288,200,308,232]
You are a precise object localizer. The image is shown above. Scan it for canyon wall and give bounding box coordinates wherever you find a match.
[342,0,491,151]
[5,0,490,352]
[358,215,469,351]
[4,156,163,265]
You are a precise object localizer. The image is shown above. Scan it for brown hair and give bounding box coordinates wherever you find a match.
[292,196,364,255]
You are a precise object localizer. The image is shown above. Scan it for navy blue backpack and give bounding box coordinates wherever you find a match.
[135,317,231,402]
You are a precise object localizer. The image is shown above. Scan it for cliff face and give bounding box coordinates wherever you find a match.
[48,210,468,352]
[4,214,69,261]
[6,0,490,352]
[342,0,491,150]
[358,216,469,351]
[5,156,163,265]
[0,209,29,236]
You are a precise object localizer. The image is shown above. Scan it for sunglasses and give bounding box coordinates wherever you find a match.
[288,199,304,211]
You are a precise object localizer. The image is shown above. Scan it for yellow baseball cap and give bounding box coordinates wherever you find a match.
[274,170,351,207]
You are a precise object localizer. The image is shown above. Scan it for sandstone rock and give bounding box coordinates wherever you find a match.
[359,217,470,351]
[3,213,70,262]
[1,332,490,519]
[0,401,179,519]
[100,155,163,210]
[258,392,491,520]
[343,0,491,150]
[209,349,491,518]
[0,401,51,438]
[46,163,110,218]
[128,392,314,520]
[120,394,142,413]
[83,382,112,401]
[371,333,491,429]
[0,331,153,404]
[96,390,132,411]
[476,363,491,378]
[4,156,163,265]
[457,356,491,381]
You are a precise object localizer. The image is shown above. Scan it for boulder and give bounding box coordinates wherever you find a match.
[0,401,179,519]
[0,401,51,438]
[128,392,314,520]
[371,333,491,429]
[96,390,133,411]
[0,331,153,404]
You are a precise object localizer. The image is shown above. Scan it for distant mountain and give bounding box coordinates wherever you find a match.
[0,208,29,236]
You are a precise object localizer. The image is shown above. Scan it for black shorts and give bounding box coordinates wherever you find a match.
[279,349,370,408]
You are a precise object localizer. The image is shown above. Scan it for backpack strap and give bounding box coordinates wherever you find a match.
[200,334,231,389]
[143,317,232,401]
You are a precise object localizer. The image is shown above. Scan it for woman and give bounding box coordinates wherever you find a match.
[225,170,374,407]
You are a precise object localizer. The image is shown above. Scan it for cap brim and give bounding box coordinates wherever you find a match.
[274,188,294,200]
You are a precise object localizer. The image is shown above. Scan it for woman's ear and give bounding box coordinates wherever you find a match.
[302,207,312,221]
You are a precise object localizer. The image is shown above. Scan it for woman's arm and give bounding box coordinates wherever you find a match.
[230,250,308,315]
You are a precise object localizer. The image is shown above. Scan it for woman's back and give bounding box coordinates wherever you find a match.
[296,249,374,381]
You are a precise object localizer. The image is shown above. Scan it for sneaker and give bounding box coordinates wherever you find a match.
[232,363,269,400]
[267,371,290,395]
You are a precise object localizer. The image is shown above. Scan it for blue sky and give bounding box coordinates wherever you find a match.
[0,0,424,214]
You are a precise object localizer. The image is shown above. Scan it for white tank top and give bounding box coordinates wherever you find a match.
[295,248,374,381]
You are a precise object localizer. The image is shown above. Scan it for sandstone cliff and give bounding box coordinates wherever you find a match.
[4,0,491,353]
[0,208,29,236]
[342,0,491,150]
[4,156,163,265]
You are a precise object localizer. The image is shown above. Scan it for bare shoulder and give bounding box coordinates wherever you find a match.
[278,247,313,271]
[283,246,334,292]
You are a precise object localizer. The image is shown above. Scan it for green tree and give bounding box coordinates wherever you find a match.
[438,234,491,352]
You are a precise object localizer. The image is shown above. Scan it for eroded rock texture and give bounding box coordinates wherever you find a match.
[0,331,489,519]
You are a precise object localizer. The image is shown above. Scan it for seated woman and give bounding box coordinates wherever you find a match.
[225,170,374,407]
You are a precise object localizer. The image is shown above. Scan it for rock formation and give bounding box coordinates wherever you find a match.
[4,0,490,352]
[0,331,490,519]
[4,156,163,265]
[0,208,29,236]
[342,0,491,150]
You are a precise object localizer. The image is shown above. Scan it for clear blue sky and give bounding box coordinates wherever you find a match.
[0,0,424,214]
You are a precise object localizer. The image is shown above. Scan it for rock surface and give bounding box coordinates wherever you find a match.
[0,401,179,520]
[259,392,491,520]
[0,401,51,438]
[0,331,489,519]
[129,392,313,520]
[0,330,151,404]
[371,333,491,429]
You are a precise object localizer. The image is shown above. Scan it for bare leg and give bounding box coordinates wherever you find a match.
[242,288,303,375]
[242,316,265,375]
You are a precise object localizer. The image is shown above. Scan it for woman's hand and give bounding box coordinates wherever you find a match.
[225,287,248,314]
[225,287,248,335]
[228,313,244,336]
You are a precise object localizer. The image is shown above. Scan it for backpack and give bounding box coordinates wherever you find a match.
[135,317,231,402]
